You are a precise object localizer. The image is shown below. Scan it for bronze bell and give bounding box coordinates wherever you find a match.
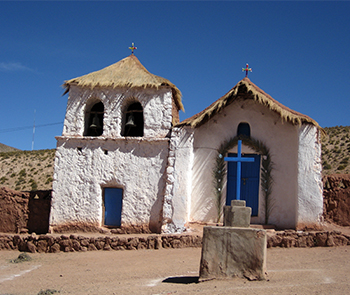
[90,113,100,129]
[125,113,136,128]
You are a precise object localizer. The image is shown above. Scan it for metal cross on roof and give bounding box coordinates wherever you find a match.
[242,63,252,77]
[224,140,255,200]
[129,43,137,54]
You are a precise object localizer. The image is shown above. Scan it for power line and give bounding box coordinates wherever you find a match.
[0,122,63,134]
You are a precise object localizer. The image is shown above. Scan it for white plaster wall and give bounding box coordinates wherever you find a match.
[50,137,169,232]
[297,124,323,227]
[162,127,194,233]
[62,85,173,138]
[190,99,300,229]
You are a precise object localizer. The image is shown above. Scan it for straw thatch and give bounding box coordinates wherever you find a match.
[177,77,322,131]
[63,54,184,113]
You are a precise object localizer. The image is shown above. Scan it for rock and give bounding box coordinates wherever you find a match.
[72,240,81,251]
[37,240,48,253]
[281,236,295,248]
[103,244,111,251]
[170,238,182,248]
[26,241,36,253]
[50,243,60,253]
[315,232,328,247]
[110,242,119,250]
[88,244,97,251]
[79,238,89,247]
[326,235,335,247]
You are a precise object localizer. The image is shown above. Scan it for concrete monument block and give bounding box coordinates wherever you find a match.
[199,226,267,281]
[223,200,251,227]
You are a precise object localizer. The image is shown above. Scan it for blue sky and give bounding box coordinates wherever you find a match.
[1,1,349,151]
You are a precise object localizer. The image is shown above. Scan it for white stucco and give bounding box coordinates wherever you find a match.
[162,127,194,233]
[297,124,323,227]
[189,99,301,228]
[52,62,323,233]
[51,83,175,233]
[62,85,173,138]
[51,137,169,232]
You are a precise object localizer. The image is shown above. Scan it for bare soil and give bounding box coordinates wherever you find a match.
[0,246,350,295]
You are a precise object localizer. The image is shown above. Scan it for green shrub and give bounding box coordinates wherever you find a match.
[0,176,8,184]
[323,164,332,170]
[45,177,53,184]
[19,169,26,177]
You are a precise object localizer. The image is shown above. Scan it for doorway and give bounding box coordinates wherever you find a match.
[103,188,123,226]
[226,153,260,216]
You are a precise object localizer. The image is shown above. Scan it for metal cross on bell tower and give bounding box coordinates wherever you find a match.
[242,63,252,77]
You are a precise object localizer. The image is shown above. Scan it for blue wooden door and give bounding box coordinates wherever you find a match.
[226,153,260,216]
[104,188,123,226]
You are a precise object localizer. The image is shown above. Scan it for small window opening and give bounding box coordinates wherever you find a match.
[123,102,144,137]
[77,147,82,154]
[237,122,251,138]
[85,102,104,136]
[104,150,108,155]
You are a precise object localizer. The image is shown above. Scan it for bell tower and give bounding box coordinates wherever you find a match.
[50,53,183,233]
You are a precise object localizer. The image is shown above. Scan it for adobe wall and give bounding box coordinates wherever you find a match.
[297,124,323,228]
[162,127,194,233]
[62,85,173,138]
[190,99,300,228]
[323,174,350,226]
[51,137,169,233]
[0,187,51,234]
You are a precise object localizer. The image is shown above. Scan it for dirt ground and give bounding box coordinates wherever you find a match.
[0,245,349,295]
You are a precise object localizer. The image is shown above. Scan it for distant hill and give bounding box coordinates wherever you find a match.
[321,126,350,175]
[0,143,20,153]
[0,126,348,191]
[0,149,55,191]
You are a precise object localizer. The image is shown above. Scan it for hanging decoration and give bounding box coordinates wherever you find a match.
[213,135,274,224]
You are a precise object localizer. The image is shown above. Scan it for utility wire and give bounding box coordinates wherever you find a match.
[0,122,63,134]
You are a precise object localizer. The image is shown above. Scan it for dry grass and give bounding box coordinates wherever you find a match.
[0,149,55,191]
[177,77,322,131]
[322,125,350,175]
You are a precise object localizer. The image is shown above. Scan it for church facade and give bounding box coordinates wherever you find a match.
[50,54,323,233]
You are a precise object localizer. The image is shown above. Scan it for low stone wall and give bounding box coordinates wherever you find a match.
[267,230,350,248]
[0,234,202,253]
[0,230,349,253]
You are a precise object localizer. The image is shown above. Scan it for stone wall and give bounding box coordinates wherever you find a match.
[0,187,51,234]
[323,174,350,226]
[0,234,202,253]
[0,230,349,253]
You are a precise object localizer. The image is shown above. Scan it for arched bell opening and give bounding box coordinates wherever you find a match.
[122,102,144,137]
[237,122,251,138]
[84,101,104,136]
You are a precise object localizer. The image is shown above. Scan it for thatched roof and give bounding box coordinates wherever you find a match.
[177,77,322,131]
[63,54,184,112]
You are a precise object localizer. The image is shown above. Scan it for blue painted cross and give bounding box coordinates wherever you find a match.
[224,140,255,200]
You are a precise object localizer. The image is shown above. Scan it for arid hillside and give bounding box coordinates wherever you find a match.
[322,126,350,175]
[0,149,55,191]
[0,125,348,191]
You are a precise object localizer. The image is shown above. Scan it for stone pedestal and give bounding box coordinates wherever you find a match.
[223,200,251,227]
[199,226,267,281]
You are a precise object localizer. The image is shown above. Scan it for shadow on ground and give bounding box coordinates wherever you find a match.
[162,276,199,284]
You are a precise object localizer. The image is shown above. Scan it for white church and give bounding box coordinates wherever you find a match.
[49,53,324,233]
